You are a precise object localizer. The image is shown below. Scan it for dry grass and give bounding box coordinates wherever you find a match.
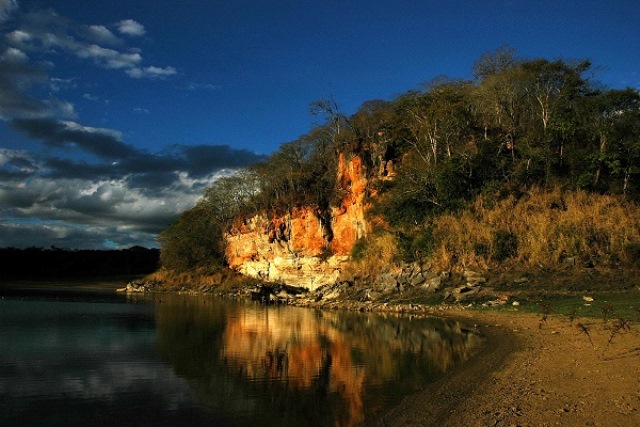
[145,267,255,291]
[425,188,640,270]
[341,231,401,280]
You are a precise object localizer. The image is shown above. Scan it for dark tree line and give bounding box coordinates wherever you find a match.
[160,48,640,271]
[0,246,160,280]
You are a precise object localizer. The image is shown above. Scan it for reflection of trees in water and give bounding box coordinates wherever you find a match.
[154,296,483,427]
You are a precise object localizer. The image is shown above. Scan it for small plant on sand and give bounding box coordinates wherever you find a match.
[600,303,614,326]
[539,301,552,329]
[605,318,632,350]
[567,308,577,327]
[576,322,595,349]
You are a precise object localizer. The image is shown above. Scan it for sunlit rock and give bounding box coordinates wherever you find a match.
[225,154,369,290]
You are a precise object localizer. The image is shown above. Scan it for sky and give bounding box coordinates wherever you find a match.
[0,0,639,249]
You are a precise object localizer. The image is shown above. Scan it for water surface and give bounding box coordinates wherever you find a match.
[0,286,483,426]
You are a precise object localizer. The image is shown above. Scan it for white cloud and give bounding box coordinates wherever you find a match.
[0,143,264,248]
[44,99,77,118]
[126,65,177,79]
[7,29,32,44]
[5,12,173,80]
[76,44,142,69]
[49,77,78,92]
[186,82,221,91]
[61,120,124,140]
[1,47,27,62]
[117,19,146,37]
[87,24,120,45]
[0,0,17,23]
[0,173,204,248]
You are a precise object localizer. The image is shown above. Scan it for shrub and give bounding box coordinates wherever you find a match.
[397,230,435,263]
[492,230,518,262]
[158,206,225,272]
[474,241,490,257]
[623,242,640,265]
[340,232,399,281]
[350,237,368,261]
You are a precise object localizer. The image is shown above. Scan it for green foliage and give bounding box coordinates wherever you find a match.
[251,126,338,211]
[396,229,435,263]
[159,206,225,272]
[350,237,368,261]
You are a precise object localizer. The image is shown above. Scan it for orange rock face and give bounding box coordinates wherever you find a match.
[224,153,369,290]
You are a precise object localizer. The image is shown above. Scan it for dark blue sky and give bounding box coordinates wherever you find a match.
[1,0,639,248]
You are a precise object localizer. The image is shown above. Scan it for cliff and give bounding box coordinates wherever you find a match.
[225,153,370,290]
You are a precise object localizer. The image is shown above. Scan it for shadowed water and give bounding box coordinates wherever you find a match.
[0,287,483,426]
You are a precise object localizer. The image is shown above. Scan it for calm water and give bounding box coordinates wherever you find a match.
[0,285,484,426]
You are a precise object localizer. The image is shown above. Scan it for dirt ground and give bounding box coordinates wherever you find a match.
[378,309,640,427]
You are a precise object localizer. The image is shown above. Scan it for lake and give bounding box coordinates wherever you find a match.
[0,284,483,426]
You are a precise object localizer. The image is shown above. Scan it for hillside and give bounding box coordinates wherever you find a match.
[157,48,640,290]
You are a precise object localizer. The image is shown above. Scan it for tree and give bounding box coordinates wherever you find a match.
[402,79,474,168]
[473,46,520,81]
[200,170,261,224]
[519,59,592,183]
[310,97,353,153]
[473,54,593,186]
[253,128,338,211]
[582,89,640,190]
[159,206,225,271]
[475,64,530,158]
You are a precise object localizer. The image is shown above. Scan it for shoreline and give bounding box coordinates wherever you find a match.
[126,280,640,426]
[378,308,640,426]
[6,276,640,425]
[377,308,521,426]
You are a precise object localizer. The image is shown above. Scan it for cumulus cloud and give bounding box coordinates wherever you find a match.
[0,6,252,249]
[117,19,146,37]
[1,46,27,62]
[86,24,121,45]
[0,171,223,248]
[5,9,169,79]
[11,118,135,160]
[76,44,142,69]
[0,140,266,248]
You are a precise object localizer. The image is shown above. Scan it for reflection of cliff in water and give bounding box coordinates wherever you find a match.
[154,296,483,427]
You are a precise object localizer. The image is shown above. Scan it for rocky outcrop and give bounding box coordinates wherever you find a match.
[225,153,369,290]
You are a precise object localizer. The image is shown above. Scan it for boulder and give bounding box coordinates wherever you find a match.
[452,285,481,301]
[422,275,443,291]
[409,272,426,287]
[379,272,398,288]
[464,269,487,286]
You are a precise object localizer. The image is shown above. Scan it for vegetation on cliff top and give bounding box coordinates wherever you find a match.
[160,47,640,275]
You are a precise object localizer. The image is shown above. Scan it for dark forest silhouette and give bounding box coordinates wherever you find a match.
[0,246,159,280]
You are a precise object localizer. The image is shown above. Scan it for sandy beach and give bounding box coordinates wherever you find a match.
[379,309,640,426]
